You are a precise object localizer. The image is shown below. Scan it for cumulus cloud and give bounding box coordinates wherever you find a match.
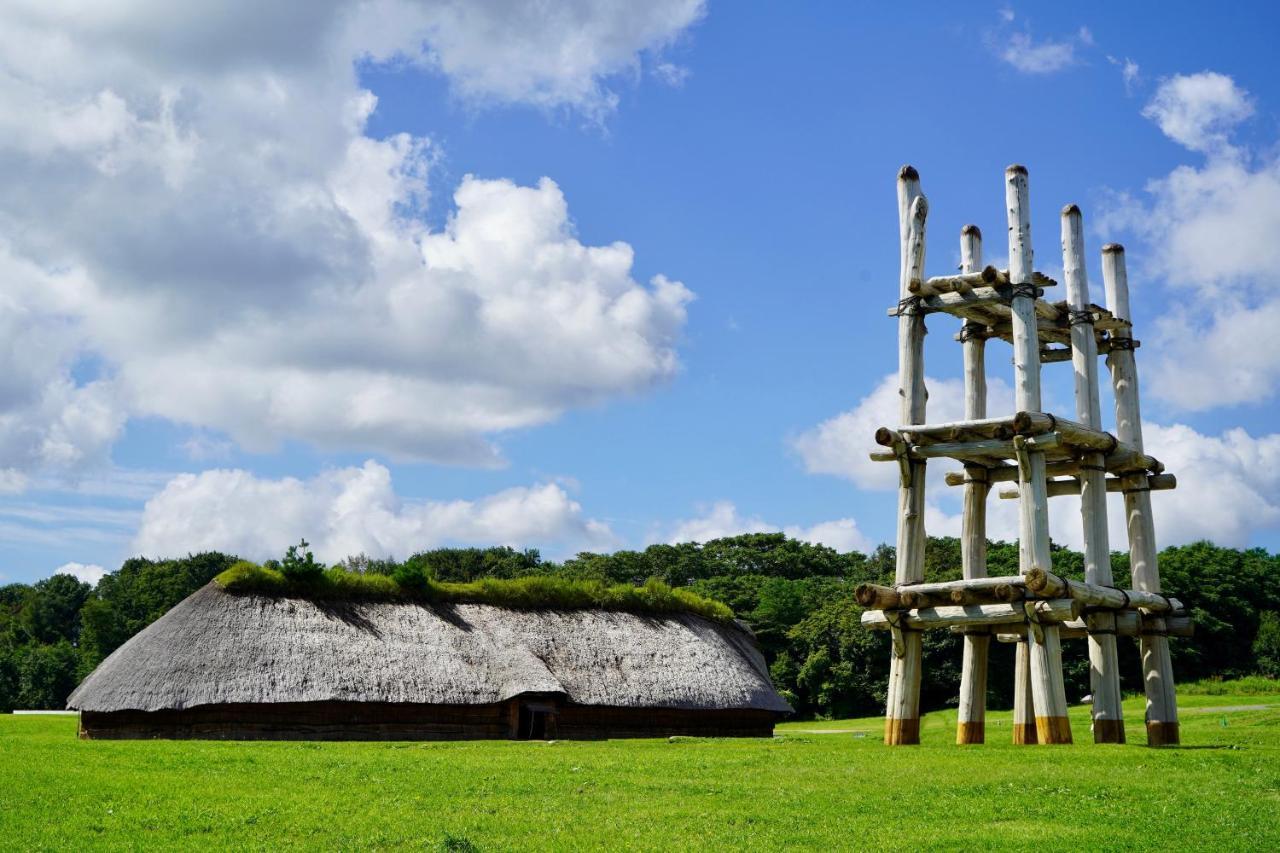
[791,373,1013,490]
[0,0,701,479]
[55,561,107,585]
[382,0,706,119]
[1141,71,1253,153]
[1098,72,1280,411]
[924,422,1280,552]
[133,460,615,563]
[666,501,872,553]
[793,369,1280,549]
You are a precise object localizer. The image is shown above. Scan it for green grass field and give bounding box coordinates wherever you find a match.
[3,684,1279,851]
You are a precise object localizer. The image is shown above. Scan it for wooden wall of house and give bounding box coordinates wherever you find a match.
[78,700,780,741]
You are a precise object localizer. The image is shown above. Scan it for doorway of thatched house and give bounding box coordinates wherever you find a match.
[515,700,558,740]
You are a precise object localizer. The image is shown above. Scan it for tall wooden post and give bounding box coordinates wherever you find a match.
[1062,206,1125,743]
[884,165,928,745]
[1006,165,1072,744]
[1102,243,1180,746]
[956,224,990,745]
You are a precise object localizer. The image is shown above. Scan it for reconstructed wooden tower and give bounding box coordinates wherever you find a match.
[858,164,1189,747]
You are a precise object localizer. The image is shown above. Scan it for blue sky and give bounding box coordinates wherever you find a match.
[3,1,1280,585]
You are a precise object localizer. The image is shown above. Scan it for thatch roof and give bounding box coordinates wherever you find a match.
[69,583,792,714]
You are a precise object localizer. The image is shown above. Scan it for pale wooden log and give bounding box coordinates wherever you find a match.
[854,583,907,610]
[1024,568,1183,613]
[1041,336,1140,363]
[895,415,1021,443]
[898,571,1181,612]
[1006,165,1040,414]
[904,433,1061,464]
[997,473,1177,499]
[957,631,990,744]
[946,460,1082,487]
[911,264,1003,295]
[992,613,1194,641]
[899,283,1059,320]
[910,266,1055,296]
[861,598,1081,630]
[1008,167,1074,744]
[1013,641,1037,744]
[1063,203,1125,742]
[959,227,990,746]
[886,165,928,746]
[898,574,1025,597]
[1103,243,1179,746]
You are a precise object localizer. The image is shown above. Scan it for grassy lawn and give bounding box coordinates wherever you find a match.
[3,685,1279,851]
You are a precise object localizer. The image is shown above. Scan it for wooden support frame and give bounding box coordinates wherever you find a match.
[884,166,928,746]
[865,165,1183,749]
[1007,165,1072,744]
[1103,244,1180,746]
[1063,204,1125,743]
[957,224,990,745]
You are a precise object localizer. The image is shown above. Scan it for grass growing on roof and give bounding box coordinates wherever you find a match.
[214,561,735,623]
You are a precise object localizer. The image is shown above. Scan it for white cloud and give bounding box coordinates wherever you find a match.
[1142,71,1253,153]
[790,518,873,553]
[668,501,771,543]
[665,501,872,553]
[55,561,107,585]
[132,460,615,563]
[921,421,1280,552]
[791,372,1013,490]
[1142,423,1280,547]
[999,31,1077,74]
[0,0,701,480]
[1107,56,1141,94]
[355,0,706,120]
[1098,72,1280,411]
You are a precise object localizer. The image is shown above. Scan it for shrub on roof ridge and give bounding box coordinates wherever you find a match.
[214,562,734,623]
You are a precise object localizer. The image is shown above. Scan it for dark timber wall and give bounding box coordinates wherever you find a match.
[78,699,780,740]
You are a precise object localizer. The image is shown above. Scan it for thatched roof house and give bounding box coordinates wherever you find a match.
[69,583,791,740]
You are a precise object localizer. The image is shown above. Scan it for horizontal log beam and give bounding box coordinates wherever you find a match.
[1040,337,1140,363]
[909,265,1006,296]
[987,613,1194,641]
[997,473,1177,500]
[861,599,1081,631]
[1025,568,1183,613]
[887,573,1184,613]
[876,411,1163,474]
[945,460,1080,487]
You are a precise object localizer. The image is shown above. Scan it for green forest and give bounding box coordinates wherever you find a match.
[3,535,1279,718]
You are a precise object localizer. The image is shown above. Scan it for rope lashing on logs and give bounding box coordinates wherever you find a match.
[1108,337,1140,351]
[1022,599,1046,644]
[885,609,914,658]
[1067,309,1095,326]
[957,322,986,343]
[1078,462,1106,473]
[1104,586,1131,610]
[1001,282,1041,304]
[891,295,924,317]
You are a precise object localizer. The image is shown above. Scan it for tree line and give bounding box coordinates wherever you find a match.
[2,536,1278,717]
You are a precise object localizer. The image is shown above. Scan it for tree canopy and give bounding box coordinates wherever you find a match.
[1,535,1276,717]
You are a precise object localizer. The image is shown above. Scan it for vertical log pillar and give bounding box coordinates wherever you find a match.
[956,224,990,745]
[1102,243,1179,747]
[1006,165,1072,744]
[884,165,928,745]
[1062,206,1125,743]
[1012,636,1037,744]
